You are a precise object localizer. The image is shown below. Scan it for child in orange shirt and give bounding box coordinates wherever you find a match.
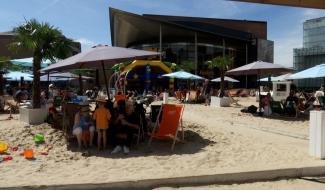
[93,98,111,150]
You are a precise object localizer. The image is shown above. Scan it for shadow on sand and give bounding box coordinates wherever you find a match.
[66,129,216,159]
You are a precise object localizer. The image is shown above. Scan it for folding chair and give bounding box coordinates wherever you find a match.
[150,105,162,123]
[148,104,185,151]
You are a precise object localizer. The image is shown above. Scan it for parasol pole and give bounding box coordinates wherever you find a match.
[101,60,109,97]
[78,73,83,95]
[46,72,50,99]
[258,72,262,114]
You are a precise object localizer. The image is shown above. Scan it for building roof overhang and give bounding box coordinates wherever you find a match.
[109,8,255,47]
[230,0,325,9]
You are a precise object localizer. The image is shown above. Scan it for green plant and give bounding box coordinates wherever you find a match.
[10,19,74,108]
[180,60,195,72]
[206,56,233,97]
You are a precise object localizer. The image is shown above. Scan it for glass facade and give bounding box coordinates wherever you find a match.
[293,17,325,88]
[303,17,325,48]
[131,42,238,78]
[294,47,325,88]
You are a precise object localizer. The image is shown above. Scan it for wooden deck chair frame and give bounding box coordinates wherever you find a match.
[5,99,19,119]
[148,103,185,151]
[136,113,145,145]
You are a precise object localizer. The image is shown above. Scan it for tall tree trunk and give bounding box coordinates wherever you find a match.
[220,70,225,97]
[33,54,41,109]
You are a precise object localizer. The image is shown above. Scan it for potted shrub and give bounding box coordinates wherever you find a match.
[206,56,233,107]
[11,19,73,124]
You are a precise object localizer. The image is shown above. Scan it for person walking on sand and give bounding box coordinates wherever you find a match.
[201,79,211,106]
[93,97,111,150]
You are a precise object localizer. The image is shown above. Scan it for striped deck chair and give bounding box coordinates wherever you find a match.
[148,104,185,151]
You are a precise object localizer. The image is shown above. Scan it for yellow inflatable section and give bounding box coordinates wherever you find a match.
[122,60,172,73]
[122,60,174,89]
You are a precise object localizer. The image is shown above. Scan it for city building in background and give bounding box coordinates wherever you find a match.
[109,8,274,88]
[294,17,325,88]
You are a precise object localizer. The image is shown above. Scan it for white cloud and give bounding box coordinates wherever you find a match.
[75,38,96,50]
[36,0,62,16]
[303,9,325,20]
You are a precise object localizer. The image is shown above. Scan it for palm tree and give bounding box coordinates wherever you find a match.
[0,56,10,96]
[206,56,233,97]
[10,19,74,108]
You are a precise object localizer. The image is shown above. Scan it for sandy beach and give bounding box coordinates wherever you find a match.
[0,97,324,188]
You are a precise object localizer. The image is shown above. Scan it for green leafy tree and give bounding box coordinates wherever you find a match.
[0,57,10,96]
[206,56,233,97]
[179,60,195,72]
[10,19,74,108]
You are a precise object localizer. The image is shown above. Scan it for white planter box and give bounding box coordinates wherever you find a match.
[19,105,49,125]
[163,92,169,104]
[210,96,231,107]
[309,111,325,159]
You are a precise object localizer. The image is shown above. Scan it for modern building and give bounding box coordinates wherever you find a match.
[293,17,325,88]
[231,0,325,9]
[109,8,274,88]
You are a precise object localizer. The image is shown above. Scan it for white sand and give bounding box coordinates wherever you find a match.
[0,97,324,188]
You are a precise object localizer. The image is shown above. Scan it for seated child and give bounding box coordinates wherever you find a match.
[93,98,111,150]
[73,105,95,149]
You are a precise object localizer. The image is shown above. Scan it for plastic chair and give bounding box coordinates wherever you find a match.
[271,101,284,114]
[148,104,184,151]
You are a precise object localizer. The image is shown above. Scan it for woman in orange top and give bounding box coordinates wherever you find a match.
[93,98,111,150]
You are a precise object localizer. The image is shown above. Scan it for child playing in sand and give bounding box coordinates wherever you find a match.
[93,98,111,150]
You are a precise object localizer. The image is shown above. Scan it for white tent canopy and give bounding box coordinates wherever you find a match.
[259,73,292,82]
[5,71,33,81]
[211,76,239,83]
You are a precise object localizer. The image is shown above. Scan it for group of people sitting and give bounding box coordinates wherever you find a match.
[261,90,318,117]
[72,97,141,154]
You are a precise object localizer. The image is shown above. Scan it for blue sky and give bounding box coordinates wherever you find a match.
[1,0,325,67]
